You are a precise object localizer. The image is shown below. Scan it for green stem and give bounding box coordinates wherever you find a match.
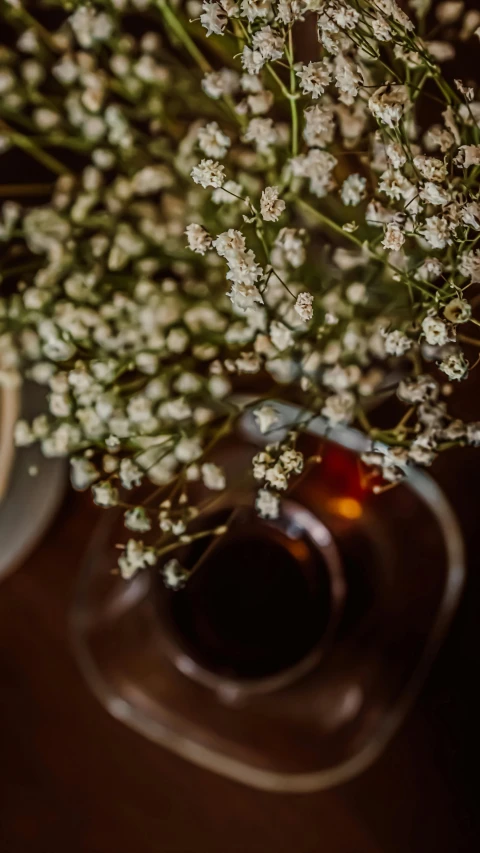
[0,260,42,280]
[411,69,430,103]
[156,0,242,126]
[6,5,59,52]
[295,198,434,299]
[432,73,460,108]
[156,0,211,73]
[0,122,71,176]
[356,407,372,433]
[266,63,291,100]
[287,28,298,158]
[154,525,225,558]
[458,333,480,347]
[295,197,364,247]
[34,134,95,152]
[0,183,53,197]
[270,268,296,299]
[0,105,37,132]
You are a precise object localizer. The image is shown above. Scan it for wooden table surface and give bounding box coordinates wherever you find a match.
[0,445,479,853]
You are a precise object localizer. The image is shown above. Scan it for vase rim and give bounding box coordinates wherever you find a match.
[158,495,346,702]
[71,404,466,792]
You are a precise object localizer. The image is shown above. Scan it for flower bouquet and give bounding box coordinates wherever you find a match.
[0,0,479,583]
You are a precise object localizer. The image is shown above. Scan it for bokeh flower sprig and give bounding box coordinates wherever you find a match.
[2,0,480,584]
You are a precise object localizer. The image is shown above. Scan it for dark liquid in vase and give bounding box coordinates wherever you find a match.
[166,511,333,680]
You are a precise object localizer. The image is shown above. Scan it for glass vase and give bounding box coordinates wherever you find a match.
[70,402,465,792]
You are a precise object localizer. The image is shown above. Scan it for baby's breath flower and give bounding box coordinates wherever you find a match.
[334,56,363,106]
[368,85,409,128]
[243,117,278,152]
[444,298,471,324]
[92,481,119,508]
[420,182,450,206]
[438,352,469,380]
[124,507,152,532]
[254,404,279,434]
[270,320,293,351]
[247,89,274,115]
[241,0,272,22]
[226,250,263,286]
[378,169,415,202]
[14,420,34,447]
[279,448,303,474]
[422,314,450,346]
[323,364,361,391]
[119,539,156,580]
[235,351,261,373]
[398,375,439,404]
[382,222,405,251]
[185,223,212,255]
[260,186,285,222]
[296,61,332,99]
[455,79,474,100]
[132,166,173,195]
[70,457,100,490]
[119,458,143,490]
[341,174,366,206]
[202,68,239,99]
[175,436,203,463]
[241,46,265,75]
[252,451,273,480]
[191,159,225,189]
[200,1,227,36]
[372,16,393,41]
[198,122,230,158]
[455,145,480,167]
[201,462,226,490]
[467,422,480,445]
[303,105,335,148]
[321,391,356,425]
[290,149,337,197]
[273,228,306,268]
[252,26,284,61]
[462,202,480,230]
[265,463,288,490]
[413,155,447,182]
[69,6,114,49]
[162,558,190,590]
[346,282,367,304]
[384,329,412,356]
[436,2,464,24]
[228,281,263,312]
[386,143,407,169]
[295,292,314,322]
[416,257,443,281]
[420,216,452,249]
[460,251,480,282]
[256,488,280,519]
[408,435,438,466]
[213,228,245,258]
[277,0,305,25]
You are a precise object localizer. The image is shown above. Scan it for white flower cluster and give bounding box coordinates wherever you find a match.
[252,435,304,517]
[2,0,480,581]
